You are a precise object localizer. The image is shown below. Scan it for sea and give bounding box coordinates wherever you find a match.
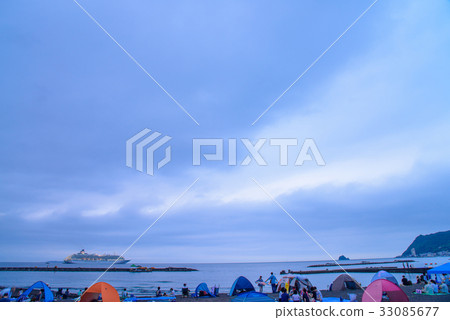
[0,257,448,296]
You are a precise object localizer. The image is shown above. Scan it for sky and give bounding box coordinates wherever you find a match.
[1,0,450,262]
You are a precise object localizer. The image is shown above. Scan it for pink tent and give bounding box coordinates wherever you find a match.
[362,279,409,302]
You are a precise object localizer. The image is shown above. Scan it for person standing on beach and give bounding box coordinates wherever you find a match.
[156,287,162,297]
[266,272,278,293]
[255,276,265,293]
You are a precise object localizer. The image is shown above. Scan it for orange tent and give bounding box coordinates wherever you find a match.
[79,282,120,302]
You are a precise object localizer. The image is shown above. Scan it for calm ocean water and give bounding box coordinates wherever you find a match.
[0,257,448,295]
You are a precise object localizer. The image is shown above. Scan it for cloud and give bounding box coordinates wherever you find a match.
[16,0,450,221]
[81,204,121,217]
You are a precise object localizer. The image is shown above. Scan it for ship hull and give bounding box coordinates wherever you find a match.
[64,259,131,264]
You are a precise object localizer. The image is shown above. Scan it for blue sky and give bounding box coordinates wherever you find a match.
[1,0,450,262]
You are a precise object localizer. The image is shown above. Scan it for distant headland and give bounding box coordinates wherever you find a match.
[400,230,450,257]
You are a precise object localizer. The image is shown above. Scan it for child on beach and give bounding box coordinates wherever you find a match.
[279,288,289,302]
[301,288,310,302]
[291,290,301,302]
[255,276,265,293]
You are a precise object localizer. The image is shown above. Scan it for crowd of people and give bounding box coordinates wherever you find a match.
[410,273,450,295]
[421,280,449,294]
[278,286,323,302]
[254,272,323,302]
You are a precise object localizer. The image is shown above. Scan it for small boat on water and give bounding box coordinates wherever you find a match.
[64,249,130,264]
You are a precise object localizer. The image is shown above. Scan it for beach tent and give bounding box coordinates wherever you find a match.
[427,263,450,276]
[194,282,215,298]
[229,276,255,296]
[276,276,313,292]
[362,279,409,302]
[370,270,398,285]
[17,281,54,302]
[0,288,12,299]
[79,282,120,302]
[232,292,275,302]
[330,274,359,291]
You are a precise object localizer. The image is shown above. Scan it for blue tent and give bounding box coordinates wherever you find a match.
[194,283,215,298]
[229,276,255,296]
[232,292,275,302]
[427,263,450,276]
[371,270,398,285]
[17,281,54,302]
